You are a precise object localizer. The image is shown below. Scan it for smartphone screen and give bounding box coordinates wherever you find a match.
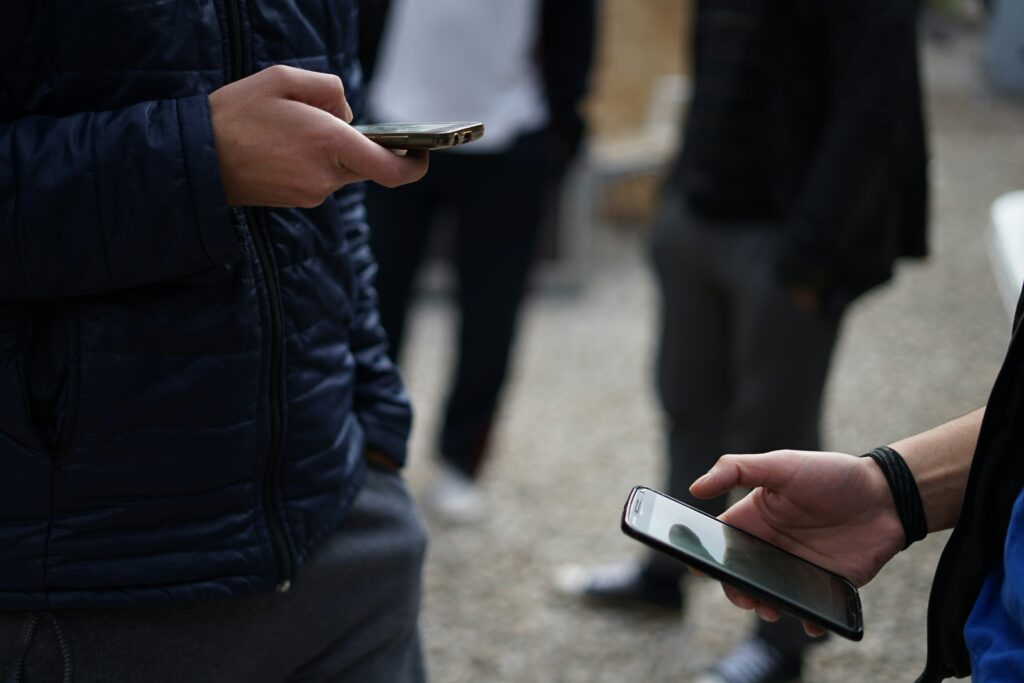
[622,486,862,640]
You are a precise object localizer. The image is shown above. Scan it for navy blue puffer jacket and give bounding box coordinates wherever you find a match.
[0,1,412,609]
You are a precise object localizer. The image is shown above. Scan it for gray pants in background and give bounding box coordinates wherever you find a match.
[647,188,842,655]
[0,468,428,683]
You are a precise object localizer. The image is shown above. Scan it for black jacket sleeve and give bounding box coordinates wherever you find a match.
[777,0,924,296]
[0,94,241,301]
[335,186,413,465]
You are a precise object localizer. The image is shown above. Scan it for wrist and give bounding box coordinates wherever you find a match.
[788,285,820,313]
[893,447,972,533]
[365,448,400,472]
[861,446,929,549]
[889,407,982,532]
[858,455,907,553]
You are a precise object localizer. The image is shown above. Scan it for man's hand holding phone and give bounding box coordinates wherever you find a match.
[689,450,906,635]
[209,65,428,208]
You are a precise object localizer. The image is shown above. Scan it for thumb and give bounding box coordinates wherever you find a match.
[690,451,799,499]
[267,65,353,122]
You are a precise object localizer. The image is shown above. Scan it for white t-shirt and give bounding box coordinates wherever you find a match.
[368,0,549,153]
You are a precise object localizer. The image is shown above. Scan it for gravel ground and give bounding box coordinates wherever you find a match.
[394,28,1024,683]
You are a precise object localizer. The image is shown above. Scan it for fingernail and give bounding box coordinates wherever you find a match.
[694,469,714,485]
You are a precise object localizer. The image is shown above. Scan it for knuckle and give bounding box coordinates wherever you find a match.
[266,63,290,81]
[330,74,345,94]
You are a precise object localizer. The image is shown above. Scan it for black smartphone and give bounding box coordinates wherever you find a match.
[353,122,485,150]
[621,486,864,640]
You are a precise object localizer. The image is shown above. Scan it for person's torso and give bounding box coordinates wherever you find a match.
[368,0,549,153]
[922,295,1024,681]
[679,0,777,219]
[0,0,383,609]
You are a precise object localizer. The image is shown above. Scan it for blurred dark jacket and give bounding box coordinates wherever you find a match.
[678,0,928,311]
[0,0,411,609]
[358,0,597,161]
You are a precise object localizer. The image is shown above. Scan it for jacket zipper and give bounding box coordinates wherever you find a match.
[224,0,293,591]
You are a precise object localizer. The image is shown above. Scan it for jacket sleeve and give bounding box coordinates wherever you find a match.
[777,0,922,291]
[340,186,412,466]
[539,0,598,161]
[0,94,242,301]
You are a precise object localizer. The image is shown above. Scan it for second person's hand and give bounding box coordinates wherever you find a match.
[209,65,428,208]
[690,450,906,634]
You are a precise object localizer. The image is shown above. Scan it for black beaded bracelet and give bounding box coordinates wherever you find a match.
[861,446,928,549]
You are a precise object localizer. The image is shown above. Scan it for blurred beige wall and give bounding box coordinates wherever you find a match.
[585,0,692,138]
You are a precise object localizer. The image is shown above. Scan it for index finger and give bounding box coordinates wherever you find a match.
[689,451,802,500]
[267,65,354,122]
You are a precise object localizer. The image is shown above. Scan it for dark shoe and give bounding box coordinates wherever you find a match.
[694,637,802,683]
[554,561,683,613]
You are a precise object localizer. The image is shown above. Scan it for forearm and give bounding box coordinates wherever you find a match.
[888,407,983,533]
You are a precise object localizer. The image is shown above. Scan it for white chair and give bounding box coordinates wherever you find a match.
[987,190,1024,317]
[586,73,692,187]
[556,74,691,287]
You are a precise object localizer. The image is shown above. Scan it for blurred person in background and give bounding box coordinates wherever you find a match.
[0,2,429,680]
[558,2,928,682]
[359,0,596,523]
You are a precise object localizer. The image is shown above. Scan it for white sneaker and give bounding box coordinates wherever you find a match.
[425,464,485,524]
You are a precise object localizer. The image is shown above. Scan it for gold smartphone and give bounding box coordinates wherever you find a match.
[354,122,485,150]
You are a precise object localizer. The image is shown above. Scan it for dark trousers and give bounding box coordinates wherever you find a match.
[367,132,549,477]
[0,469,428,683]
[647,187,842,657]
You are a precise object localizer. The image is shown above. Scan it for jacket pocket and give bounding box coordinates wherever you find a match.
[0,308,42,450]
[19,303,78,452]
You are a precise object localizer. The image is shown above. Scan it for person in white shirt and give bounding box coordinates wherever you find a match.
[359,0,596,522]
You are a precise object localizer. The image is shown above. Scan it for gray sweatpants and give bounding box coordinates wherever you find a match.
[647,187,842,655]
[0,468,428,683]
